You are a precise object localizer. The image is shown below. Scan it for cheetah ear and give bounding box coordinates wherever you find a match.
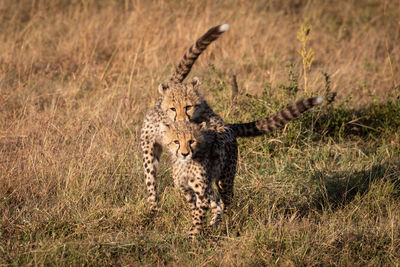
[191,77,201,89]
[158,83,169,95]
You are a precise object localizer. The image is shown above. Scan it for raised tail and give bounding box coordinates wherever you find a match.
[228,96,323,137]
[169,24,229,83]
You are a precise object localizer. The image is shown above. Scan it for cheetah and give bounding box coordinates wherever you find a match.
[160,96,323,237]
[140,23,322,213]
[159,121,224,237]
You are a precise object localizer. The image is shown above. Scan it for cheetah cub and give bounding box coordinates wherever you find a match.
[160,121,224,238]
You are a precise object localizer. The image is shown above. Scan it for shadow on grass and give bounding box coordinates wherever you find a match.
[311,163,400,212]
[304,99,400,141]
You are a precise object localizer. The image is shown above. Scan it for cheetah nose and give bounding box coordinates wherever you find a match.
[181,152,190,158]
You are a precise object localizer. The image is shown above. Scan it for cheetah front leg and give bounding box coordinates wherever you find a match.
[188,180,209,238]
[140,137,162,213]
[187,177,222,238]
[180,188,198,227]
[175,180,202,238]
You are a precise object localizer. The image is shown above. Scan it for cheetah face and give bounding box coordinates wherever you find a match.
[158,78,204,122]
[160,121,203,162]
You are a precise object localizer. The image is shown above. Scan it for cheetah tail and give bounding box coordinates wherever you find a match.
[169,24,229,84]
[228,96,323,137]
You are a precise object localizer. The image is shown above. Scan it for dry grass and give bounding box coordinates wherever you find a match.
[1,0,400,265]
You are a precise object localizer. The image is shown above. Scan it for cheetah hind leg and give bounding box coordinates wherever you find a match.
[217,145,238,214]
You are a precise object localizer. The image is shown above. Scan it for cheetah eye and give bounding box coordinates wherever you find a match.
[188,140,195,145]
[185,105,192,111]
[170,107,176,112]
[174,140,180,144]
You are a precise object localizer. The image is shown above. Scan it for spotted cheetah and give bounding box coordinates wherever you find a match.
[159,121,224,237]
[140,23,322,213]
[161,96,323,237]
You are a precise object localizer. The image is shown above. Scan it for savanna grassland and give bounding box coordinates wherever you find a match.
[1,0,400,265]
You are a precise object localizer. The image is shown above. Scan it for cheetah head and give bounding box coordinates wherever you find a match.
[158,77,207,122]
[160,121,206,161]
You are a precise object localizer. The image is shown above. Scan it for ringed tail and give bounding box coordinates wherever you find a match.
[229,96,323,137]
[169,24,229,83]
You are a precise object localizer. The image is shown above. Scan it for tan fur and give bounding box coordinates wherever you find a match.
[158,79,203,122]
